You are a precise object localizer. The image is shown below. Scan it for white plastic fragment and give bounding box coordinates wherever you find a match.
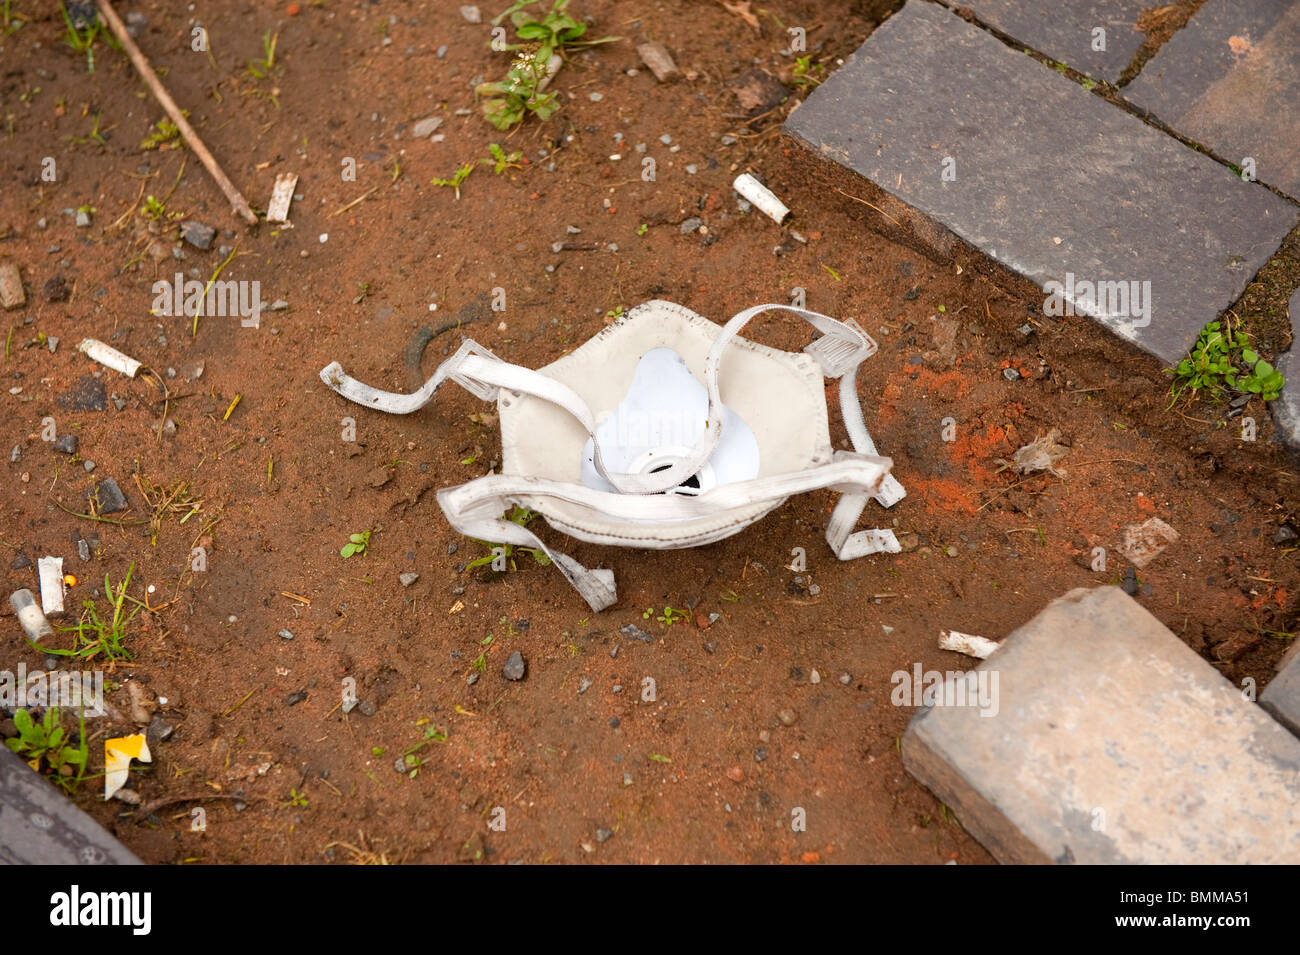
[938,629,1001,660]
[78,339,141,378]
[267,172,299,223]
[37,556,65,618]
[733,173,791,225]
[9,588,54,643]
[1118,516,1179,569]
[104,734,151,800]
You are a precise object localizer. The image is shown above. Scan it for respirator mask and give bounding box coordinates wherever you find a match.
[320,300,904,611]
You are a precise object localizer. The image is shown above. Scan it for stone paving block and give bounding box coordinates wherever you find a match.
[1125,0,1300,200]
[0,746,141,864]
[784,0,1300,365]
[1261,637,1300,737]
[901,586,1300,864]
[961,0,1147,83]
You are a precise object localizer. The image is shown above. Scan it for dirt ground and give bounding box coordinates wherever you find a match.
[1,0,1297,864]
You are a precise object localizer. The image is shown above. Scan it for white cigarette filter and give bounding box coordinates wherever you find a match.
[10,588,55,643]
[37,556,66,618]
[733,173,791,225]
[79,339,141,378]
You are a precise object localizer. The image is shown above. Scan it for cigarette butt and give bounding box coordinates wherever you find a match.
[734,173,791,225]
[9,588,54,643]
[79,338,142,378]
[37,556,66,618]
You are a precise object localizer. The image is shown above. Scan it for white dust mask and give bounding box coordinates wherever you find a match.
[320,300,905,611]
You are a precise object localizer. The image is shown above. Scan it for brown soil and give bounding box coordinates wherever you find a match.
[0,0,1296,864]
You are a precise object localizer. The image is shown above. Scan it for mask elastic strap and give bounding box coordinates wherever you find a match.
[321,341,668,494]
[656,303,906,516]
[436,452,894,612]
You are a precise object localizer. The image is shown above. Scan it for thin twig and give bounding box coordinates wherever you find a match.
[95,0,258,224]
[834,188,902,226]
[329,186,378,218]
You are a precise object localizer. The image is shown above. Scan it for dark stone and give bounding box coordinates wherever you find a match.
[784,0,1300,365]
[52,433,77,455]
[961,0,1148,83]
[1121,566,1138,596]
[57,376,107,412]
[0,746,141,863]
[286,690,308,706]
[620,623,652,643]
[179,220,216,250]
[730,69,788,114]
[12,553,31,570]
[86,477,128,514]
[1275,524,1298,545]
[42,276,69,302]
[1270,288,1300,457]
[146,716,174,747]
[502,651,526,681]
[1124,0,1300,200]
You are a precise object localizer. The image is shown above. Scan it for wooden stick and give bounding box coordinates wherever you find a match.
[95,0,258,225]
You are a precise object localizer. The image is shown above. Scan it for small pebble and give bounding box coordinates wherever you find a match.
[503,651,526,681]
[278,628,294,640]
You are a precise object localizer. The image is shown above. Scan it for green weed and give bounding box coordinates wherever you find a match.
[5,708,88,792]
[340,530,371,558]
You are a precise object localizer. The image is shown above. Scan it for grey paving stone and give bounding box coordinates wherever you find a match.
[1272,287,1300,458]
[901,586,1300,864]
[961,0,1147,82]
[0,746,141,864]
[1261,620,1300,737]
[1125,0,1300,200]
[784,0,1300,365]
